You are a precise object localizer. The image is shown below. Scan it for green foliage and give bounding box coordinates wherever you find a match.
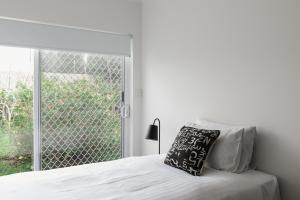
[0,83,33,158]
[0,83,33,132]
[41,75,121,169]
[0,73,122,172]
[0,157,32,176]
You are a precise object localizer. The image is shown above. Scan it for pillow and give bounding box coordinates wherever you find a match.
[186,122,244,172]
[196,119,256,173]
[164,126,220,176]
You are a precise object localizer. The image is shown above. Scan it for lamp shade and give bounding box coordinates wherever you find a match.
[145,125,158,141]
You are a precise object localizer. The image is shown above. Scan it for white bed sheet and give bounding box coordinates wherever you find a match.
[0,154,280,200]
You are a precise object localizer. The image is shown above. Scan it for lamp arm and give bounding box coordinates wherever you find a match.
[153,118,160,125]
[153,118,161,154]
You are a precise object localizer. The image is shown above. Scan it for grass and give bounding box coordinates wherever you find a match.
[0,133,33,176]
[0,157,32,176]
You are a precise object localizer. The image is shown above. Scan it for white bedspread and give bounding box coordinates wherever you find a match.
[0,154,280,200]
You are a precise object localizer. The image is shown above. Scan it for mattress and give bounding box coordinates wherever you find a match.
[0,154,280,200]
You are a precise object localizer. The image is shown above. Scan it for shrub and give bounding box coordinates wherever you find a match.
[1,75,121,168]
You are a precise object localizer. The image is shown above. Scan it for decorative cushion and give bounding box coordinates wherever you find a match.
[164,126,220,176]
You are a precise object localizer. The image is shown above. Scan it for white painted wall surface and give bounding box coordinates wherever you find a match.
[0,0,142,156]
[141,1,300,200]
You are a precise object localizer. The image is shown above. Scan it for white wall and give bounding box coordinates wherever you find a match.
[142,1,300,200]
[0,0,142,156]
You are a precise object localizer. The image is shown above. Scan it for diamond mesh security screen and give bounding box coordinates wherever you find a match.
[40,50,123,170]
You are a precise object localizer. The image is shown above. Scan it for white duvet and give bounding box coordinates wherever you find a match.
[0,154,280,200]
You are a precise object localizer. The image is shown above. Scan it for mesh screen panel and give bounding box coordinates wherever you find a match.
[40,50,123,170]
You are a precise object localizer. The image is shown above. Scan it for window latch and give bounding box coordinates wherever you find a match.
[121,104,130,118]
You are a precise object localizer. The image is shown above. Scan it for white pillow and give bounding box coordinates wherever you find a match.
[195,119,256,173]
[236,126,257,171]
[185,122,244,172]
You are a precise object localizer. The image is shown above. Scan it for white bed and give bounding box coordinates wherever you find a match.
[0,154,280,200]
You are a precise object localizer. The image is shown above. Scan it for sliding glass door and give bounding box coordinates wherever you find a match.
[0,45,126,174]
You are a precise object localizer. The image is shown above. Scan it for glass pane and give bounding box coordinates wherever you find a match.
[0,46,34,176]
[40,50,123,170]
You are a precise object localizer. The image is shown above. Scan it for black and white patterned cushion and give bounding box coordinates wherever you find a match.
[164,126,220,176]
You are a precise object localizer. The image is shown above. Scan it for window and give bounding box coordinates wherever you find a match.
[0,17,131,175]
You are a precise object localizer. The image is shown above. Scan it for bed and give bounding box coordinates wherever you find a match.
[0,154,280,200]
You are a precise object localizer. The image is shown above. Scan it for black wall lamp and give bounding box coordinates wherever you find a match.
[145,118,161,154]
